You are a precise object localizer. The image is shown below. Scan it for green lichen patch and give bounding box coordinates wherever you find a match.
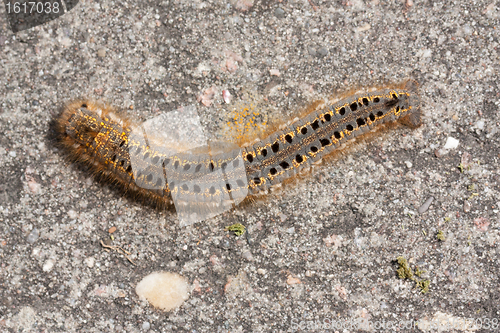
[225,223,246,236]
[414,266,425,278]
[396,256,430,294]
[397,257,413,280]
[416,279,430,294]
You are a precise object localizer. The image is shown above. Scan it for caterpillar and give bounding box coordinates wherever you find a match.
[54,80,421,223]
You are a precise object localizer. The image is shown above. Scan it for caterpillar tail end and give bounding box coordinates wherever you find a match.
[398,79,422,129]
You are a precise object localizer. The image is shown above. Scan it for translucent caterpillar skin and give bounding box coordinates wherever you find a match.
[54,80,421,208]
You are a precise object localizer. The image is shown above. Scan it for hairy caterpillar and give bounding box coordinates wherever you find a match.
[54,80,421,222]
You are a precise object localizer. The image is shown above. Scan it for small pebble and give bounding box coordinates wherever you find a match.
[241,250,254,261]
[435,148,448,158]
[279,213,287,223]
[27,179,42,194]
[463,200,471,213]
[233,0,254,11]
[404,161,413,168]
[476,120,485,130]
[257,268,266,275]
[444,137,459,149]
[135,272,189,311]
[85,257,95,268]
[274,7,285,18]
[197,86,217,107]
[317,47,328,57]
[108,226,117,234]
[142,321,150,330]
[193,279,201,293]
[97,48,106,57]
[269,69,280,76]
[68,210,78,219]
[222,90,232,104]
[43,259,54,272]
[356,23,371,32]
[27,228,39,243]
[418,197,434,214]
[287,275,301,285]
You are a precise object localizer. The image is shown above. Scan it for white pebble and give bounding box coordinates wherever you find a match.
[136,272,189,311]
[43,259,54,272]
[85,257,95,268]
[269,69,280,76]
[443,137,459,149]
[476,120,485,130]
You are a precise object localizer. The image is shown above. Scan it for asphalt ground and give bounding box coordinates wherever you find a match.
[0,0,499,332]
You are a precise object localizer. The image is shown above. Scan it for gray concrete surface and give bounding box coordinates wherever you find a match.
[1,0,499,332]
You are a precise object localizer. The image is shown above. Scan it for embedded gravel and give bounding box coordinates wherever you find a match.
[0,0,499,332]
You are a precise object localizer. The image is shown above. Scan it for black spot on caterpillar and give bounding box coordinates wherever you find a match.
[53,80,421,221]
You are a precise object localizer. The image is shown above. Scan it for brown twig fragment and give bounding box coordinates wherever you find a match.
[100,240,136,266]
